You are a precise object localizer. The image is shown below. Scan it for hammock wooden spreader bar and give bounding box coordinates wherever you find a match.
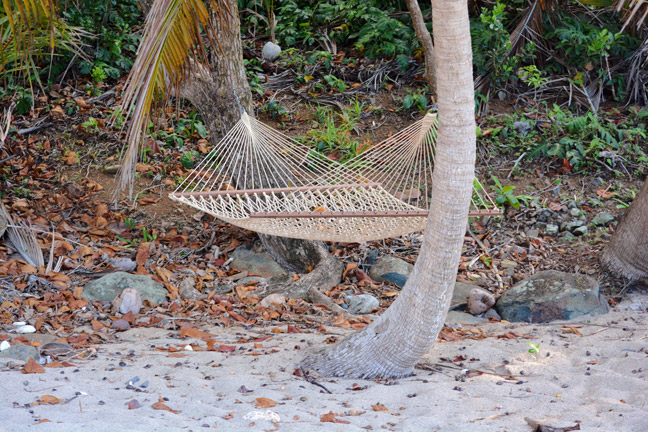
[170,112,502,242]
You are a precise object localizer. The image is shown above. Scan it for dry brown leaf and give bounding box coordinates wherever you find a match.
[371,404,388,412]
[320,411,350,424]
[37,395,62,405]
[179,327,213,339]
[254,397,277,408]
[151,396,181,414]
[22,358,45,374]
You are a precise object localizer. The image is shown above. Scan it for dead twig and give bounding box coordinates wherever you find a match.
[298,367,332,394]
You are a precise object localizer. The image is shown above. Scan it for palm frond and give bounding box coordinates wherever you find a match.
[0,204,44,268]
[615,0,648,33]
[0,0,89,86]
[115,0,225,196]
[0,104,10,149]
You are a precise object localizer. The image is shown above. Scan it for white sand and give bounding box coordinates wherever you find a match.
[2,292,647,432]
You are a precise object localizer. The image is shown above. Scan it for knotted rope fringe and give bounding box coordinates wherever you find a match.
[170,112,500,242]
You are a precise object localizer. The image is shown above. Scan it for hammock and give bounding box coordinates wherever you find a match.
[170,112,501,242]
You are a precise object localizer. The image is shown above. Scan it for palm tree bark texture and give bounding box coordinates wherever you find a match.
[301,0,476,378]
[601,180,648,281]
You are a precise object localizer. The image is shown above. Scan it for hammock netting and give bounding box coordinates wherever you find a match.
[170,112,501,242]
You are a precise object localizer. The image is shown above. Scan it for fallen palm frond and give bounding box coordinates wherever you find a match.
[614,0,648,33]
[0,0,89,86]
[0,104,10,149]
[0,204,44,268]
[115,0,226,197]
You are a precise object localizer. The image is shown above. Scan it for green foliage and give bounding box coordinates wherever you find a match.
[471,3,521,87]
[402,90,428,113]
[62,0,142,80]
[152,112,207,148]
[491,176,523,210]
[306,105,363,161]
[241,0,416,58]
[262,101,288,119]
[180,150,201,169]
[544,14,639,100]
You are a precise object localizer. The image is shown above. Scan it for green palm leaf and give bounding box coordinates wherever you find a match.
[0,0,88,86]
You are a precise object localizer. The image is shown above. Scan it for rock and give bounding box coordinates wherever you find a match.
[496,270,608,323]
[573,226,588,236]
[569,208,582,217]
[83,272,167,304]
[0,340,9,351]
[178,277,207,300]
[368,256,413,283]
[525,228,540,238]
[561,231,576,241]
[592,212,614,226]
[259,294,286,309]
[513,121,532,137]
[500,260,517,270]
[466,288,495,315]
[592,177,605,187]
[445,311,486,325]
[450,282,479,310]
[230,253,287,279]
[379,272,408,288]
[15,325,36,334]
[545,224,559,236]
[111,319,130,331]
[109,257,137,272]
[112,288,142,315]
[0,344,39,365]
[483,308,501,320]
[261,41,282,62]
[561,219,585,232]
[346,294,379,314]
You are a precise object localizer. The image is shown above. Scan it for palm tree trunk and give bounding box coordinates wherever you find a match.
[300,0,476,378]
[181,0,253,134]
[600,180,648,281]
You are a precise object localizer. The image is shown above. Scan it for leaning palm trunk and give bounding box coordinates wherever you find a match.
[300,0,476,378]
[600,180,648,281]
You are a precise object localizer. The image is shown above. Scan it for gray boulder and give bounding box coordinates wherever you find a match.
[262,41,282,62]
[368,256,413,283]
[346,294,379,314]
[83,272,167,304]
[230,253,287,278]
[496,270,608,322]
[450,282,480,310]
[445,311,487,325]
[592,212,615,226]
[0,344,40,365]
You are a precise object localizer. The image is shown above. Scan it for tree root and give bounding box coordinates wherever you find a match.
[257,234,353,318]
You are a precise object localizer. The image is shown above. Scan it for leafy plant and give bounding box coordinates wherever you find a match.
[527,342,540,354]
[62,0,142,80]
[403,90,428,113]
[490,176,531,210]
[180,150,201,169]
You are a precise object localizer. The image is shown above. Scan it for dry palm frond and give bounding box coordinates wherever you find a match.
[0,104,10,149]
[0,0,89,86]
[115,0,225,197]
[625,37,648,104]
[0,204,44,268]
[509,0,545,58]
[615,0,648,33]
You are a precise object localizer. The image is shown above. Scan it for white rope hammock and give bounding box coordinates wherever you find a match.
[170,112,501,242]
